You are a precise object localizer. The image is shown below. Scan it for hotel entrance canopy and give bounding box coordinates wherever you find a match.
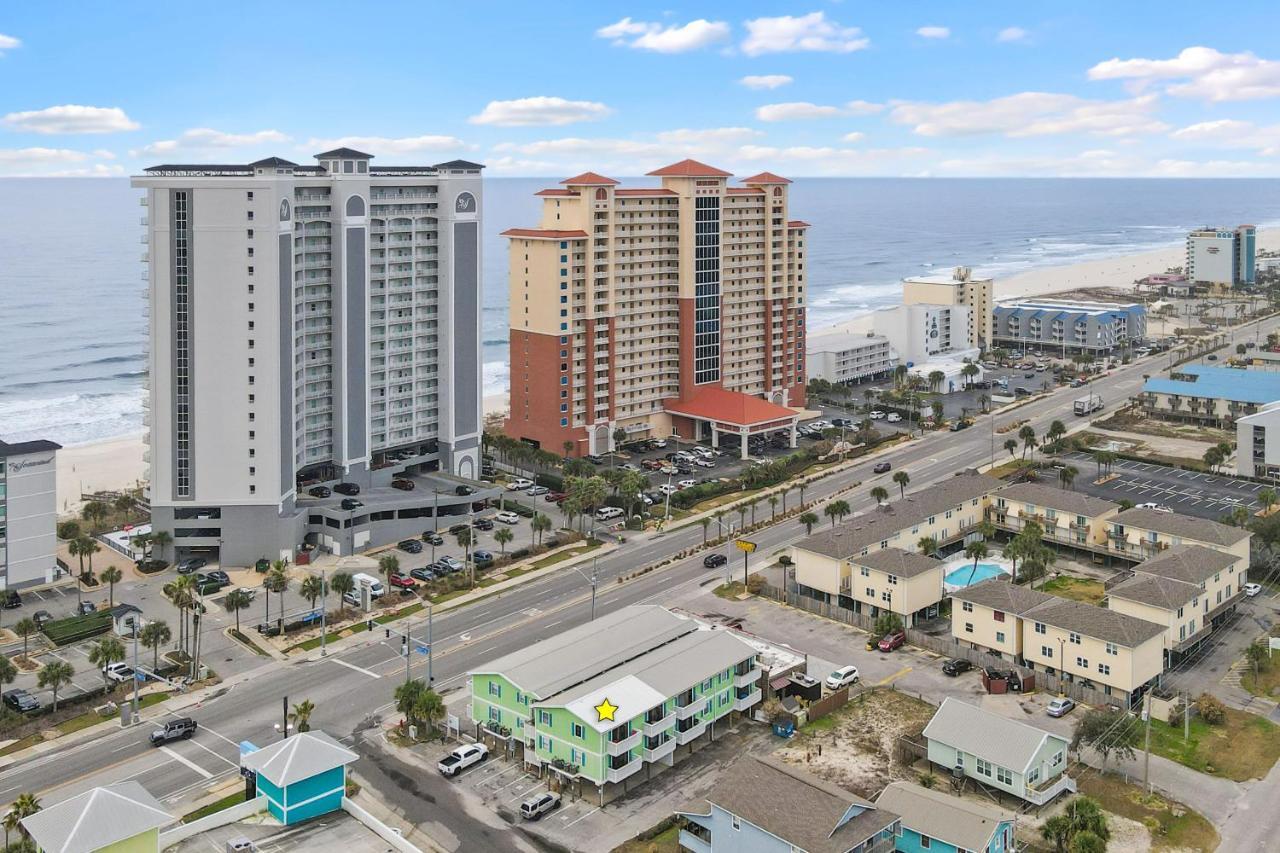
[664,387,800,459]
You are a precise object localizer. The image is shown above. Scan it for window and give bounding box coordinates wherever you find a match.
[1105,642,1118,656]
[1076,656,1088,668]
[731,815,740,830]
[975,758,992,777]
[247,210,254,220]
[538,710,553,726]
[920,836,931,849]
[246,191,253,201]
[571,722,584,739]
[993,610,1005,622]
[1069,632,1082,645]
[866,587,875,598]
[996,631,1006,643]
[881,591,891,603]
[1098,663,1111,676]
[962,601,973,612]
[996,766,1012,785]
[1034,622,1046,635]
[860,566,870,577]
[247,229,254,238]
[1042,645,1053,658]
[964,622,974,634]
[488,706,499,723]
[888,574,898,586]
[487,682,501,697]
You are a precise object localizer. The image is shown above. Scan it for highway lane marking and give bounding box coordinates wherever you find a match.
[185,737,238,768]
[160,746,212,779]
[330,658,381,679]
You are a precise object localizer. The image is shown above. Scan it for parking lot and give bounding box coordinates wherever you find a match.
[1060,451,1269,520]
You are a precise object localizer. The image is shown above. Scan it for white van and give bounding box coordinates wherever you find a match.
[352,572,386,598]
[595,506,624,521]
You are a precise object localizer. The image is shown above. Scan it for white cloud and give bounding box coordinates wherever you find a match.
[0,33,20,55]
[469,97,612,127]
[0,147,88,165]
[654,127,763,144]
[596,17,730,53]
[739,74,793,90]
[1088,46,1280,101]
[134,128,289,156]
[3,105,139,134]
[842,132,866,143]
[846,100,886,115]
[890,92,1168,138]
[0,146,123,176]
[304,134,473,156]
[1172,119,1280,155]
[996,27,1027,43]
[756,102,844,121]
[917,26,950,40]
[742,12,869,56]
[92,149,116,159]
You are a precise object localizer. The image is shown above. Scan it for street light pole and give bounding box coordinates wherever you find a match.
[131,620,140,720]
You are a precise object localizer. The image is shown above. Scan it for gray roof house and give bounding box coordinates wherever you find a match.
[21,781,174,853]
[922,697,1076,805]
[677,755,900,853]
[874,781,1017,853]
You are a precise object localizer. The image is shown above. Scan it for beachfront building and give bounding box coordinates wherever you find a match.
[1106,506,1251,567]
[1186,225,1256,288]
[989,481,1120,551]
[903,267,993,350]
[1236,400,1280,477]
[133,152,492,564]
[796,547,944,628]
[951,578,1054,661]
[991,298,1146,356]
[806,331,896,385]
[502,162,807,457]
[1106,544,1241,663]
[922,698,1076,806]
[21,781,174,853]
[1141,365,1280,427]
[874,781,1017,853]
[821,301,979,393]
[676,755,901,853]
[468,605,761,804]
[0,438,60,590]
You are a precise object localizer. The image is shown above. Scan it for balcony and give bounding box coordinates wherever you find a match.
[733,688,761,713]
[734,666,762,689]
[606,729,641,756]
[1025,773,1077,806]
[676,720,707,744]
[643,710,675,737]
[643,735,676,763]
[678,829,712,853]
[604,757,643,785]
[676,696,704,720]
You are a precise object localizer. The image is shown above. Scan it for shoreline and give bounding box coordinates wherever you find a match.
[46,229,1278,511]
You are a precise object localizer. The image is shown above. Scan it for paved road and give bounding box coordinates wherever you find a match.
[1062,451,1268,520]
[3,316,1278,843]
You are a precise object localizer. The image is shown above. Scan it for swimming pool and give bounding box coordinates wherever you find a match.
[942,558,1013,591]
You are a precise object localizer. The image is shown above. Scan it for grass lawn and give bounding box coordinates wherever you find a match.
[1077,772,1218,852]
[0,734,41,756]
[529,542,600,570]
[1145,707,1280,781]
[1039,575,1106,605]
[612,824,680,853]
[1241,626,1280,699]
[181,790,247,823]
[713,581,747,600]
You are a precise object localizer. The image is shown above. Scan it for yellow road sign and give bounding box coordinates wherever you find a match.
[735,539,757,553]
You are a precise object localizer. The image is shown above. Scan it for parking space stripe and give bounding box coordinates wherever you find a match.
[564,806,601,828]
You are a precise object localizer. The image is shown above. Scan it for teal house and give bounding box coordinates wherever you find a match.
[242,730,358,825]
[875,781,1016,853]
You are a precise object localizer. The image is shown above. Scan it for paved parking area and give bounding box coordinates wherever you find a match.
[171,810,389,853]
[1060,451,1267,520]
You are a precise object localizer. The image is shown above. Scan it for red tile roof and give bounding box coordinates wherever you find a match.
[741,171,791,184]
[664,387,797,426]
[788,220,811,228]
[560,171,619,186]
[500,228,589,239]
[646,159,732,178]
[535,189,578,197]
[615,188,678,196]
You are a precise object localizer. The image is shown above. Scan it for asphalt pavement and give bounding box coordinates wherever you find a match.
[1061,451,1268,520]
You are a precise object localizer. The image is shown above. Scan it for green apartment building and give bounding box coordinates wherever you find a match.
[470,606,762,802]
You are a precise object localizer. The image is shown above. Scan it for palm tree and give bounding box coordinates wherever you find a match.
[1261,488,1277,515]
[700,518,711,544]
[963,541,989,587]
[1018,425,1038,459]
[1004,438,1018,459]
[150,530,172,562]
[1058,465,1079,490]
[140,620,171,672]
[100,565,123,609]
[289,699,315,733]
[5,792,40,847]
[928,370,945,392]
[870,486,889,505]
[892,471,910,499]
[223,588,253,633]
[918,536,938,556]
[13,617,36,662]
[823,499,851,528]
[737,504,748,531]
[68,536,89,576]
[80,500,108,531]
[38,660,74,711]
[330,572,355,613]
[978,392,990,414]
[263,565,289,629]
[562,440,574,458]
[113,493,138,521]
[768,495,780,520]
[415,688,446,736]
[395,678,427,726]
[300,575,326,610]
[162,575,195,655]
[88,636,126,691]
[494,527,514,554]
[530,513,553,545]
[0,657,16,706]
[960,362,980,388]
[799,511,819,535]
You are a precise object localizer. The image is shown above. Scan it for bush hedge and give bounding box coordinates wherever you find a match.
[42,610,113,646]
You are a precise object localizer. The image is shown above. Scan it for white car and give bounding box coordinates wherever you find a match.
[438,743,488,777]
[869,410,886,420]
[658,484,679,496]
[1136,502,1173,513]
[495,511,520,524]
[659,465,678,476]
[594,506,624,521]
[677,479,697,490]
[620,463,640,472]
[886,413,902,423]
[695,458,716,468]
[1244,582,1263,597]
[506,478,533,491]
[650,439,668,449]
[825,665,860,690]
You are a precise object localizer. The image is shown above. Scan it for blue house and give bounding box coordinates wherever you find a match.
[241,730,358,825]
[676,755,900,853]
[875,781,1016,853]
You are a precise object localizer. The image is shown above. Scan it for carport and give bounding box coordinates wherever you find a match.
[664,388,799,460]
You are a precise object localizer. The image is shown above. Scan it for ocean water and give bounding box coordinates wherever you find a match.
[4,176,1280,446]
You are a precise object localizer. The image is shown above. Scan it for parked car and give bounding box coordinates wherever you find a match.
[872,461,892,474]
[886,413,902,423]
[595,506,624,521]
[546,491,567,503]
[3,689,39,713]
[454,485,474,496]
[398,539,424,554]
[32,610,53,628]
[2,591,22,610]
[334,483,360,496]
[948,420,971,432]
[472,517,495,531]
[1046,697,1076,718]
[677,479,697,490]
[825,665,860,690]
[473,550,495,567]
[877,630,906,652]
[869,410,886,420]
[703,553,728,568]
[390,478,415,492]
[1244,582,1263,597]
[506,478,534,491]
[584,455,603,465]
[941,658,973,677]
[437,556,464,573]
[495,511,520,525]
[195,574,227,595]
[424,532,444,546]
[641,459,663,471]
[340,498,363,511]
[527,485,549,496]
[410,567,438,583]
[104,662,136,684]
[176,557,207,575]
[77,600,97,615]
[232,587,257,603]
[388,574,416,590]
[150,717,197,745]
[438,743,487,776]
[307,486,331,498]
[448,523,469,535]
[520,791,562,820]
[204,569,230,586]
[695,458,716,468]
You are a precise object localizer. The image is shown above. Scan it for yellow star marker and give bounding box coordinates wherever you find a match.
[595,697,618,722]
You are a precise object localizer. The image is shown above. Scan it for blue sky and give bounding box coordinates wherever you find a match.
[2,1,1280,177]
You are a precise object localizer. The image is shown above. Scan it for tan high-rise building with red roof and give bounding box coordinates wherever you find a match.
[503,160,807,457]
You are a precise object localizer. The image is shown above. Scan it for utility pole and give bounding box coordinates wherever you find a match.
[1184,690,1190,742]
[1142,691,1153,794]
[130,622,140,722]
[427,602,433,684]
[319,570,328,657]
[281,695,289,740]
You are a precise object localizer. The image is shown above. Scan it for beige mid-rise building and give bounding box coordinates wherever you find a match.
[903,267,992,350]
[503,161,807,457]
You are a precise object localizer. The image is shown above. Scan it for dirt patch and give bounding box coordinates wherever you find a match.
[774,689,935,799]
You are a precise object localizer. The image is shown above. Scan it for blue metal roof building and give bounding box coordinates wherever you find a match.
[1143,365,1280,404]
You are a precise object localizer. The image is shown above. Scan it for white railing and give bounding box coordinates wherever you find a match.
[605,730,641,756]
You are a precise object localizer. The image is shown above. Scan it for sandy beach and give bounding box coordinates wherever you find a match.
[52,230,1278,515]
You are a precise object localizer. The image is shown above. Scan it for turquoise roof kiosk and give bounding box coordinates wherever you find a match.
[241,730,358,825]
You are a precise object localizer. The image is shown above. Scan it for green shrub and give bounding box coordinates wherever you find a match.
[42,611,113,646]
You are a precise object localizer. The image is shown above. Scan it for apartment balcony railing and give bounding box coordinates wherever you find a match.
[675,720,707,745]
[733,688,762,713]
[604,757,643,785]
[1026,773,1077,806]
[734,667,762,689]
[678,829,712,853]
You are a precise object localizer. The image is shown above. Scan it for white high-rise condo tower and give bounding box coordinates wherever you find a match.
[134,150,490,564]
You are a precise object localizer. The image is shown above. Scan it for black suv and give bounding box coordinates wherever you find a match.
[398,539,423,554]
[334,482,360,496]
[308,486,331,498]
[3,689,39,713]
[424,532,444,546]
[150,717,197,745]
[176,557,206,575]
[472,517,494,531]
[455,485,475,496]
[942,658,973,677]
[2,591,20,609]
[340,498,363,511]
[703,553,728,568]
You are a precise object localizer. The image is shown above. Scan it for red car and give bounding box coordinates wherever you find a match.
[877,630,906,652]
[388,573,417,590]
[545,491,567,503]
[391,478,415,491]
[641,459,664,471]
